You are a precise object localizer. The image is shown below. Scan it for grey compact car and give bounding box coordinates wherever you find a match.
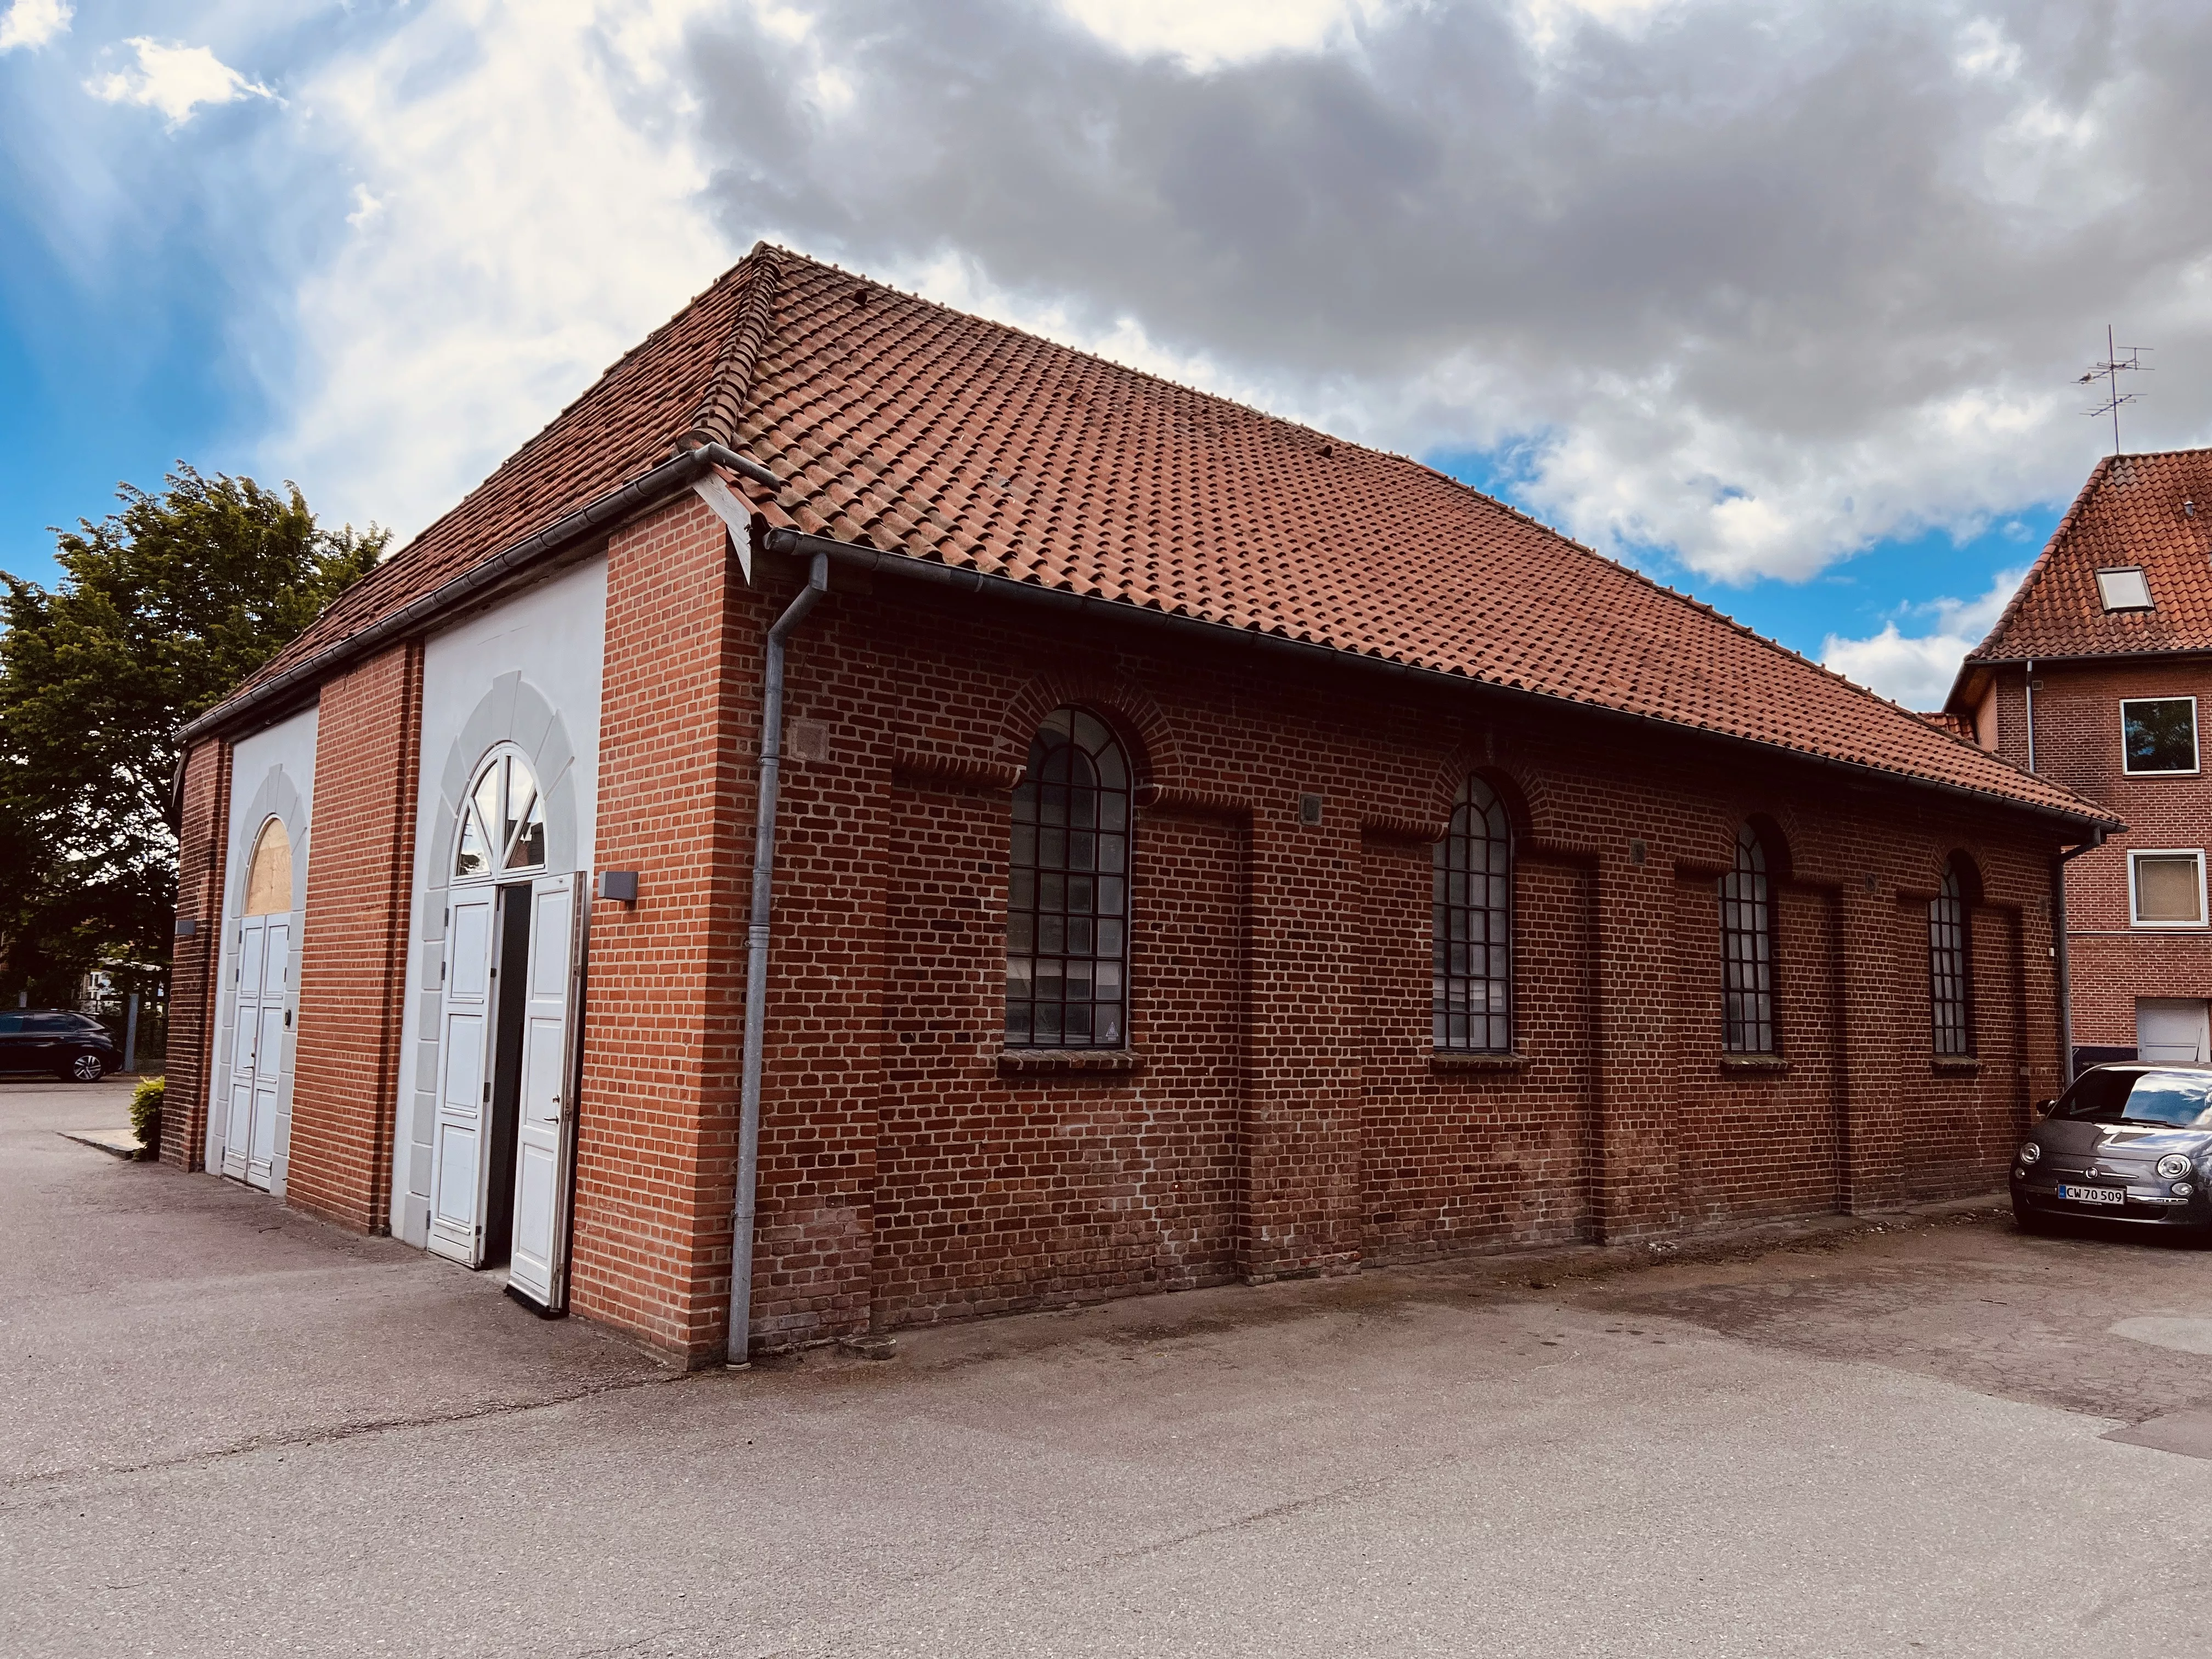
[2012,1063,2212,1234]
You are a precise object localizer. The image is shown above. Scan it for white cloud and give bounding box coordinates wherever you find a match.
[0,0,70,52]
[1821,567,2027,709]
[266,1,732,540]
[85,38,274,126]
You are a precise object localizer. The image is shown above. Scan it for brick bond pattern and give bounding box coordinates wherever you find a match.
[1982,656,2212,1049]
[163,740,231,1168]
[287,644,422,1230]
[168,495,2068,1364]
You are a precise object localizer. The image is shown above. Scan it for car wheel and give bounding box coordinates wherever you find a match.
[63,1051,106,1083]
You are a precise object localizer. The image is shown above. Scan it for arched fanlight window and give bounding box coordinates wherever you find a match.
[1720,823,1777,1054]
[1929,865,1973,1056]
[1007,708,1131,1048]
[454,749,546,880]
[1434,775,1513,1053]
[242,817,293,916]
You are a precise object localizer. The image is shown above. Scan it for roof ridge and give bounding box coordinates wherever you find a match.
[685,242,785,449]
[1959,455,2114,671]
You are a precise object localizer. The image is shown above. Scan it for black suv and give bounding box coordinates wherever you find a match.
[0,1011,120,1082]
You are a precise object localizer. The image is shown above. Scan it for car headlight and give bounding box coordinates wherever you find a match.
[2018,1142,2042,1165]
[2158,1154,2193,1180]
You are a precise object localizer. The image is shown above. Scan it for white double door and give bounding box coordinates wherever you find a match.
[222,916,289,1189]
[426,872,583,1309]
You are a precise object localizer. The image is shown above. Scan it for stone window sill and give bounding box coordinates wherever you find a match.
[1719,1054,1791,1075]
[998,1048,1145,1075]
[1430,1051,1527,1073]
[1931,1056,1981,1075]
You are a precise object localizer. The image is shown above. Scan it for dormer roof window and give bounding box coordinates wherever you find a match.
[2096,567,2154,612]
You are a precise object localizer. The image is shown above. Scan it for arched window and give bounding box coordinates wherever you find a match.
[242,817,292,916]
[455,748,546,881]
[1434,776,1513,1053]
[1720,823,1777,1053]
[1007,708,1131,1048]
[1929,866,1972,1056]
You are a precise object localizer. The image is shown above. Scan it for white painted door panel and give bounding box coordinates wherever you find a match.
[222,919,263,1183]
[2137,998,2210,1063]
[247,921,289,1187]
[427,890,498,1265]
[508,874,582,1310]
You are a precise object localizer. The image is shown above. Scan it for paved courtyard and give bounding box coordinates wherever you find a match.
[8,1076,2212,1657]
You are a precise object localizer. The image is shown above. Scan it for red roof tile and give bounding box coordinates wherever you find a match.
[227,245,2107,827]
[1965,448,2212,666]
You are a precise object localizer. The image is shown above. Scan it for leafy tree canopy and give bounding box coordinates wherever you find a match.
[0,466,384,1003]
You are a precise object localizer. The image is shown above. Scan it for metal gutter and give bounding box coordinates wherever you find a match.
[2053,828,2109,1087]
[761,528,2122,836]
[177,443,782,749]
[727,548,830,1367]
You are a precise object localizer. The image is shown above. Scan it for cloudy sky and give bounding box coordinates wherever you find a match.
[3,0,2207,708]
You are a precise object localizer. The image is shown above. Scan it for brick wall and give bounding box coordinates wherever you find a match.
[289,644,421,1231]
[162,737,230,1169]
[166,491,2076,1363]
[571,497,754,1362]
[1988,658,2212,1048]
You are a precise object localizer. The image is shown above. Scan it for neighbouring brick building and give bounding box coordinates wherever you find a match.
[168,245,2112,1367]
[1948,448,2212,1070]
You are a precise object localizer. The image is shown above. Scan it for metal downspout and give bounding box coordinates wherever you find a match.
[727,549,830,1365]
[2024,661,2038,774]
[2053,828,2107,1088]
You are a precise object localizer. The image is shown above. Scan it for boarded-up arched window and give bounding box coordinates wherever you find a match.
[243,818,292,916]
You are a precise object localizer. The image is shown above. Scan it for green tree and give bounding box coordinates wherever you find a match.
[0,466,385,1004]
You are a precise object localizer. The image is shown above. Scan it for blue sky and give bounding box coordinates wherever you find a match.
[4,0,2204,716]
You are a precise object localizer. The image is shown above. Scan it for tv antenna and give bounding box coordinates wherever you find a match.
[2078,324,2150,455]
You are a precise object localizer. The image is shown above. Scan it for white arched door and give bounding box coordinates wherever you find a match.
[424,748,584,1310]
[223,819,294,1190]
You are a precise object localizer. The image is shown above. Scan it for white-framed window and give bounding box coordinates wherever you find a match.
[2122,697,2199,775]
[2129,850,2207,929]
[454,746,547,882]
[2096,567,2154,612]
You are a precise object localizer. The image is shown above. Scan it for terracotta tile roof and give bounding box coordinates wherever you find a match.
[1964,448,2212,666]
[228,244,2108,827]
[1917,712,1974,740]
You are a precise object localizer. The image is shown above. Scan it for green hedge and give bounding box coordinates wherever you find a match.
[129,1075,164,1157]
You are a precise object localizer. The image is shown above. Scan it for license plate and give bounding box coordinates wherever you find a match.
[2057,1183,2126,1206]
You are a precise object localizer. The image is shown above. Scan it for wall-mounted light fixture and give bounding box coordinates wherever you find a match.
[596,871,639,905]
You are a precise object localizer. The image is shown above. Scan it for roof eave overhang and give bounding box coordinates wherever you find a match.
[176,446,727,750]
[765,529,2121,840]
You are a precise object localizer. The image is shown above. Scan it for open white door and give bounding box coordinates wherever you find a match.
[507,872,584,1310]
[2137,998,2210,1063]
[427,889,498,1265]
[221,917,263,1182]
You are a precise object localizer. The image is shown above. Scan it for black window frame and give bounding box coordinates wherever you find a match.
[1720,823,1778,1055]
[1928,867,1973,1057]
[1432,775,1514,1054]
[1005,707,1133,1050]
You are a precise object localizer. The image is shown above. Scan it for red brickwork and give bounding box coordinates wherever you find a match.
[163,493,2077,1364]
[571,497,757,1361]
[1983,657,2212,1049]
[162,738,230,1169]
[289,644,422,1231]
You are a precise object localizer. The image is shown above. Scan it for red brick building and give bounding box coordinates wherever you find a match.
[167,246,2110,1367]
[1948,448,2212,1069]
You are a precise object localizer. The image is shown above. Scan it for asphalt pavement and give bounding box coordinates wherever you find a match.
[7,1075,2212,1657]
